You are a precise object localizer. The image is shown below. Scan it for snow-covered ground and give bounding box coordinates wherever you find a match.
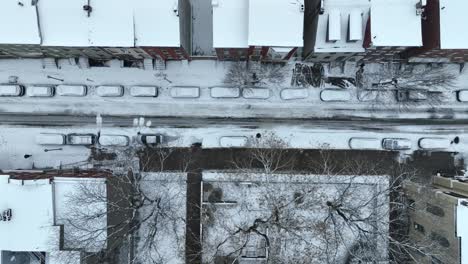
[201,172,389,263]
[0,122,467,170]
[135,172,186,264]
[0,59,466,119]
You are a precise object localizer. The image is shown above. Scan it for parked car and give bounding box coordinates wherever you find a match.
[0,85,25,96]
[96,85,124,97]
[130,86,158,97]
[210,87,240,98]
[219,136,248,148]
[26,86,55,97]
[280,88,308,100]
[137,134,164,146]
[382,138,412,150]
[35,133,66,145]
[320,89,351,102]
[418,137,451,150]
[56,85,87,97]
[67,133,96,145]
[455,175,468,182]
[170,86,200,98]
[456,90,468,102]
[99,135,130,146]
[396,89,428,102]
[348,137,381,150]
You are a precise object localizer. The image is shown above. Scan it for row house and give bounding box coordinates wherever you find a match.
[0,0,191,61]
[304,0,423,62]
[212,0,304,62]
[405,0,468,63]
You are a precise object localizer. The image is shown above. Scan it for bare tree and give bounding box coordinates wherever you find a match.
[201,137,439,264]
[57,146,192,264]
[224,62,285,87]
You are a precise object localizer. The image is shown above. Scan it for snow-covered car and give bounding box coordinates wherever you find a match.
[170,86,200,98]
[67,133,96,145]
[96,86,124,97]
[396,89,428,102]
[56,85,87,97]
[35,133,66,145]
[210,87,240,98]
[418,137,451,150]
[320,89,351,102]
[456,90,468,102]
[242,88,271,99]
[0,85,25,96]
[382,138,412,150]
[348,138,381,150]
[219,136,248,148]
[99,135,130,147]
[26,86,55,97]
[280,88,308,100]
[454,175,468,182]
[130,86,158,97]
[137,134,164,146]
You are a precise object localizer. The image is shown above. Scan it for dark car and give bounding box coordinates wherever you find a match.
[137,134,164,146]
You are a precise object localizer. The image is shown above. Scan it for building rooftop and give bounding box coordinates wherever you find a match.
[439,0,468,49]
[248,0,304,47]
[0,1,41,45]
[370,0,422,47]
[212,0,249,48]
[0,175,107,260]
[314,0,370,53]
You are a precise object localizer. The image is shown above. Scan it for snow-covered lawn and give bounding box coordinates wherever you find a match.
[201,172,389,263]
[135,172,186,264]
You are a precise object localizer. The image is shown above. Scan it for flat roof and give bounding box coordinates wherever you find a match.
[314,0,370,53]
[248,0,304,47]
[0,176,55,252]
[370,0,422,47]
[439,0,468,49]
[0,1,41,45]
[134,0,181,47]
[212,0,249,48]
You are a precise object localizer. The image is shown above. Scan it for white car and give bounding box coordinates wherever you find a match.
[67,134,96,145]
[26,86,55,97]
[210,87,240,98]
[56,85,87,97]
[96,86,124,97]
[280,88,308,100]
[170,86,200,98]
[457,90,468,102]
[348,138,381,150]
[35,133,66,145]
[320,89,351,102]
[130,86,158,97]
[382,138,412,150]
[99,135,130,146]
[0,85,25,96]
[418,138,451,150]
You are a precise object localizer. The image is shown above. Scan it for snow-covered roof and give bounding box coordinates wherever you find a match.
[0,175,107,255]
[457,199,468,264]
[0,1,41,45]
[212,0,249,48]
[38,0,134,47]
[370,0,422,47]
[0,176,55,252]
[439,0,468,49]
[314,0,370,53]
[248,0,304,47]
[134,0,181,47]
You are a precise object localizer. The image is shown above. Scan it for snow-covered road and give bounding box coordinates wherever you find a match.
[0,59,466,120]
